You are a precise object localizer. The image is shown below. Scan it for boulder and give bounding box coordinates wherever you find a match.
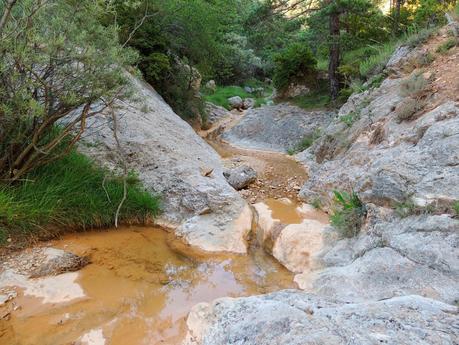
[222,104,334,152]
[75,74,252,253]
[205,80,217,92]
[242,98,255,109]
[228,96,244,110]
[205,102,232,126]
[244,86,253,93]
[184,291,459,345]
[223,165,257,190]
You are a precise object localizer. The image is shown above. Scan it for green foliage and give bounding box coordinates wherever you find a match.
[311,198,322,210]
[203,85,270,110]
[0,0,134,181]
[395,97,424,122]
[394,199,437,218]
[436,38,458,54]
[400,72,429,97]
[330,190,366,238]
[358,27,437,78]
[340,111,360,127]
[273,43,317,92]
[291,90,330,110]
[0,151,160,245]
[453,201,459,216]
[287,129,322,155]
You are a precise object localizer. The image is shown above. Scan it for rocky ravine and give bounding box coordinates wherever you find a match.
[76,76,252,254]
[184,29,459,343]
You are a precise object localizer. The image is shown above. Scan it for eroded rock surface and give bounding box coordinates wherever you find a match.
[222,104,334,152]
[184,291,459,345]
[0,247,88,305]
[76,75,252,253]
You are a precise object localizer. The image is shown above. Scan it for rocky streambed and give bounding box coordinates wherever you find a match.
[0,197,327,345]
[2,31,459,344]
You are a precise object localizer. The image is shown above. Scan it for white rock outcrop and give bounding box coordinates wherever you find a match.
[77,75,252,253]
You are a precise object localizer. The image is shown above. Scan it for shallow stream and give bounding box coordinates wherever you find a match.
[0,197,328,345]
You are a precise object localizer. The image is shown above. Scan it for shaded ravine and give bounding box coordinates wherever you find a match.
[1,108,329,345]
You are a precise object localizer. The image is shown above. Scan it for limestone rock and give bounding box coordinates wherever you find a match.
[253,202,328,275]
[242,98,255,109]
[75,74,252,253]
[184,291,459,345]
[205,80,216,92]
[228,96,243,110]
[205,102,232,126]
[223,165,257,190]
[222,104,334,152]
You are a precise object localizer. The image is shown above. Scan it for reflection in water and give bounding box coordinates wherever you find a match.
[2,226,296,345]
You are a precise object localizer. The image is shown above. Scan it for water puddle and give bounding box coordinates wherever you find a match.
[0,196,330,345]
[1,226,296,345]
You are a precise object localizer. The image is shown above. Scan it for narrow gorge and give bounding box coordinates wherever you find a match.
[1,2,458,344]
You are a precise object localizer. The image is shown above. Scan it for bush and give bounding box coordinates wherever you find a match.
[395,97,424,122]
[287,129,322,155]
[273,43,317,92]
[400,73,429,97]
[330,190,366,238]
[0,0,135,182]
[436,38,458,54]
[0,150,161,246]
[340,111,360,127]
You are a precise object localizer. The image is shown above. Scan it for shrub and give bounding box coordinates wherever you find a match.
[395,97,424,122]
[0,0,135,182]
[287,129,322,155]
[311,198,322,210]
[340,111,360,127]
[436,38,458,54]
[273,43,317,92]
[330,190,366,238]
[453,201,459,217]
[400,73,428,97]
[0,150,160,245]
[409,52,435,68]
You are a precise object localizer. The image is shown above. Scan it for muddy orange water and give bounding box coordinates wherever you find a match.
[2,220,300,345]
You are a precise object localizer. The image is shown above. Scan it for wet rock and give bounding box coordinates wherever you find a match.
[228,96,243,110]
[2,247,88,278]
[223,165,257,190]
[253,202,328,275]
[73,74,252,253]
[222,104,334,152]
[29,248,89,278]
[184,291,459,345]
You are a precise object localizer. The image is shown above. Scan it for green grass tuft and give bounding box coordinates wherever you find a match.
[330,190,366,238]
[203,84,272,110]
[436,38,457,54]
[287,128,322,155]
[0,150,161,245]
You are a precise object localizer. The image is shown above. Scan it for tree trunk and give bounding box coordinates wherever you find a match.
[328,7,340,101]
[393,0,403,35]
